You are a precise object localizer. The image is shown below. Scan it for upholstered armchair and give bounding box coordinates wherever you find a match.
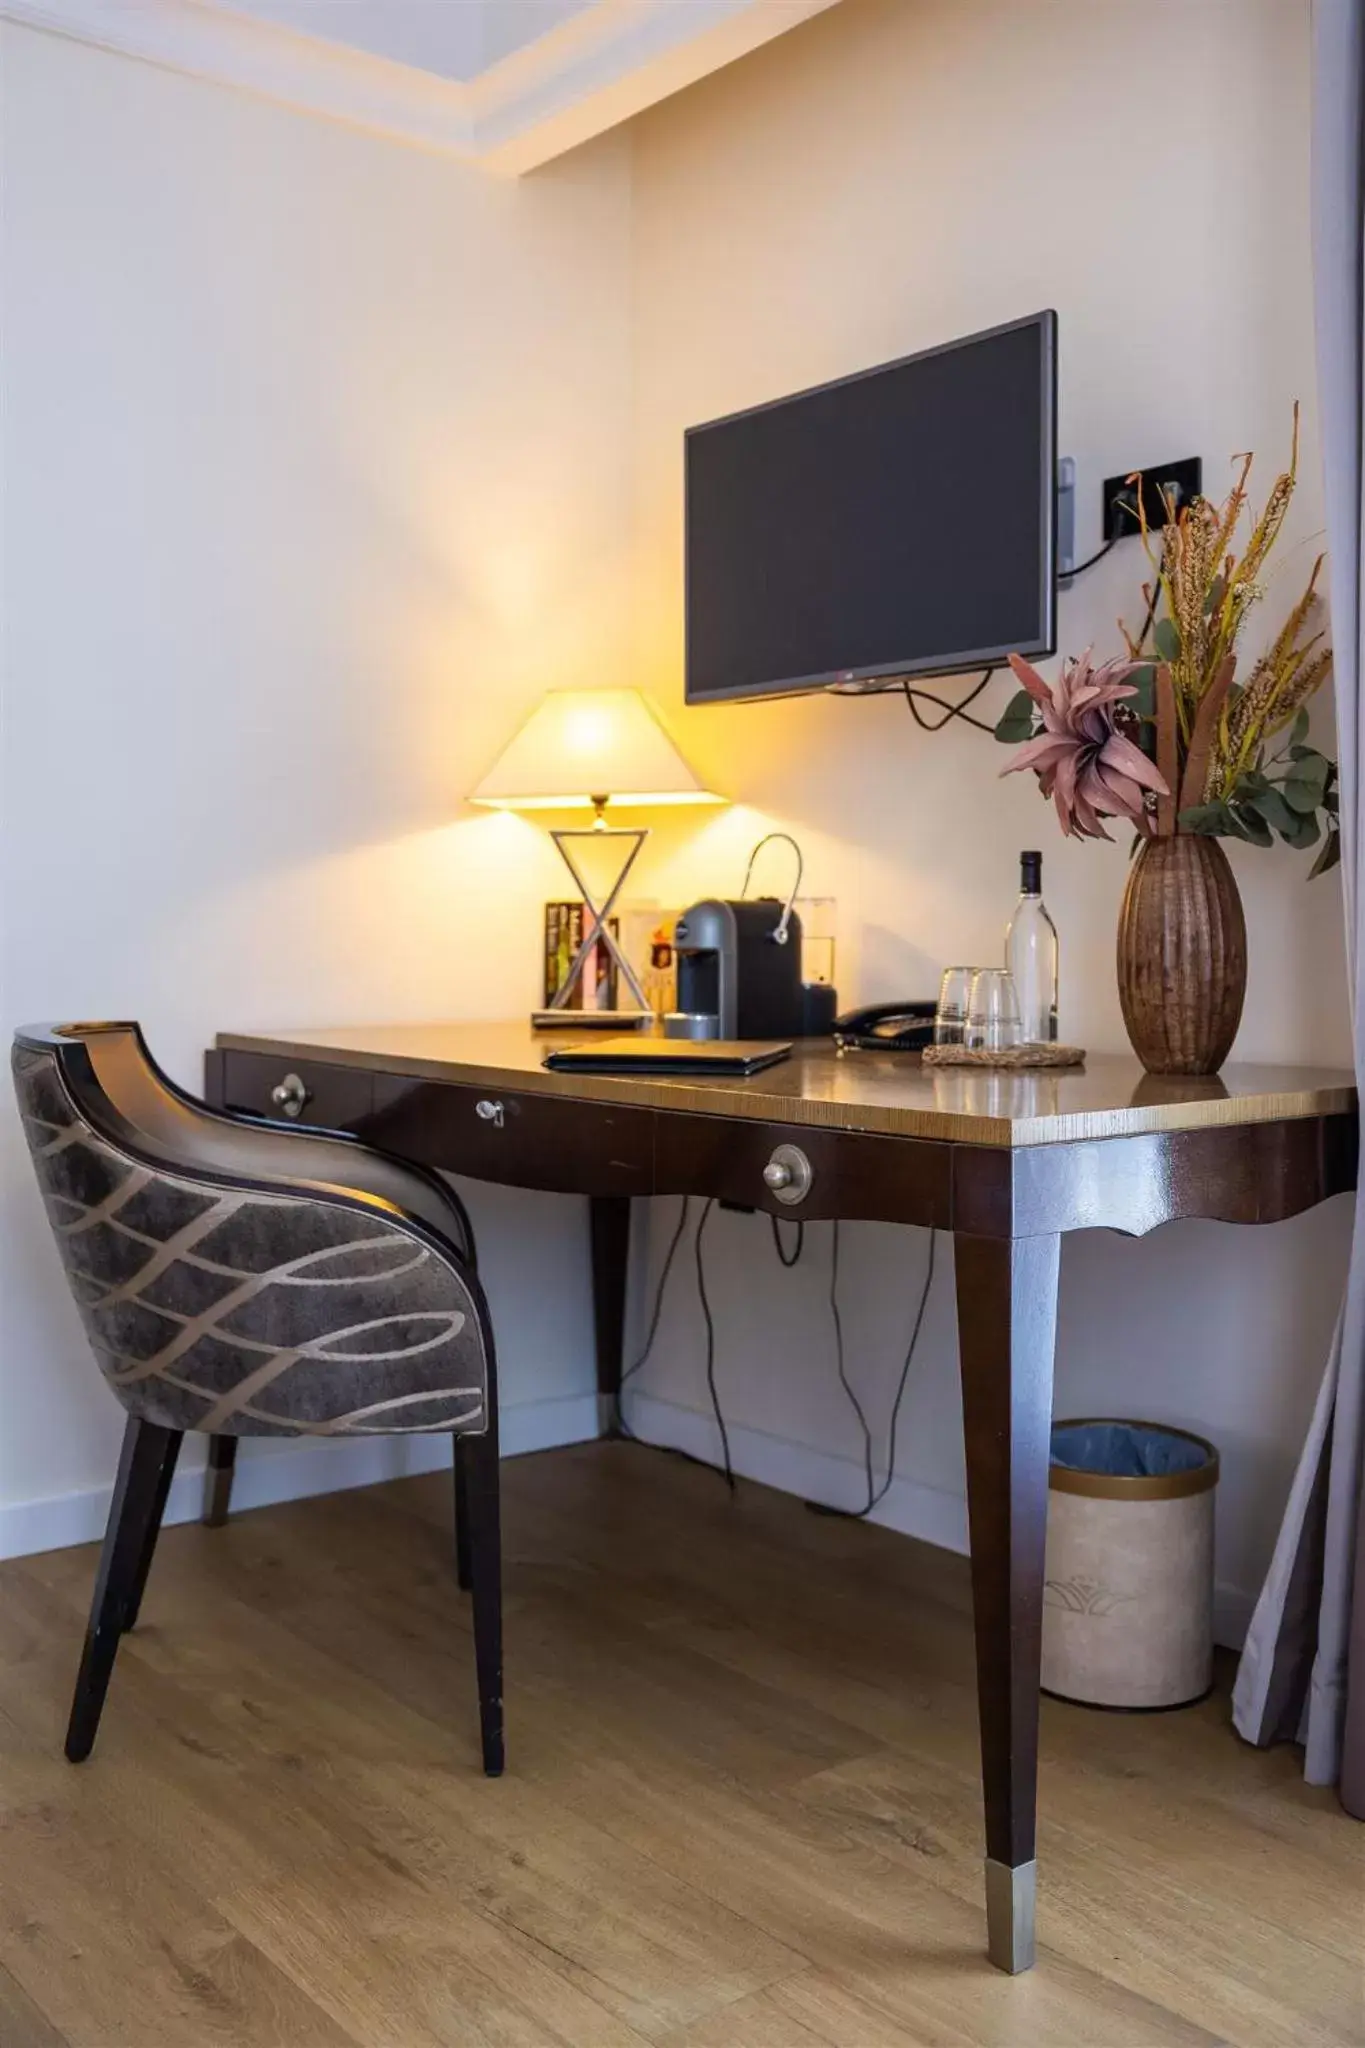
[12,1022,502,1775]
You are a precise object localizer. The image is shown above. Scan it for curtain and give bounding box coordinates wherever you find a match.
[1232,0,1365,1808]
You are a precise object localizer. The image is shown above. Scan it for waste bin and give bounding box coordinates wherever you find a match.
[1042,1418,1218,1710]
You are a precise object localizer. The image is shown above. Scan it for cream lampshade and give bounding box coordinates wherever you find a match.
[469,689,723,1026]
[469,688,720,815]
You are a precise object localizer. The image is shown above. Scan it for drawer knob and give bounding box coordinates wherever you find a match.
[475,1098,505,1128]
[271,1072,311,1120]
[763,1143,812,1206]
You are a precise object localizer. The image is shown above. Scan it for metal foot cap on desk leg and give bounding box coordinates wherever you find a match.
[984,1857,1036,1973]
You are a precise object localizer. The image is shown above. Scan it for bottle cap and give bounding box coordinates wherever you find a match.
[1020,850,1042,892]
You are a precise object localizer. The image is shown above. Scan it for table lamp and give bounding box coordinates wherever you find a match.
[470,688,723,1027]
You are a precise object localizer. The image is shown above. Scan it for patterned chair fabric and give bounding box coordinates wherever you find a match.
[13,1028,491,1440]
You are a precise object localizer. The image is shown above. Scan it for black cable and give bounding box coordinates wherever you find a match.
[1060,536,1118,581]
[890,528,1130,739]
[825,1221,875,1511]
[868,1228,937,1512]
[613,1195,738,1492]
[613,1194,691,1435]
[694,1198,734,1490]
[770,1215,805,1268]
[900,666,998,734]
[1132,576,1162,659]
[807,1226,937,1521]
[617,1204,938,1515]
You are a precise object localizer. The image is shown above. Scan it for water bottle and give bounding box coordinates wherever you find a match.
[1005,850,1058,1043]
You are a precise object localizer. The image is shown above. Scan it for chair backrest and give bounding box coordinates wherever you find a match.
[13,1023,493,1440]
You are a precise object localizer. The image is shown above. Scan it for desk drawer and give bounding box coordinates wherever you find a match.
[217,1051,375,1131]
[654,1109,952,1229]
[369,1076,654,1198]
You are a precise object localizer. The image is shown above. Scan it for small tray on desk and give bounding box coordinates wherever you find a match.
[922,1042,1085,1069]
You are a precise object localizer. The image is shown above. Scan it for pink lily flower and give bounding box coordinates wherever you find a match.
[1001,650,1170,841]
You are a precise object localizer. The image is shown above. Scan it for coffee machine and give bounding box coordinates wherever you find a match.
[667,898,805,1040]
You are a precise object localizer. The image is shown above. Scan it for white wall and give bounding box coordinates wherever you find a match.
[620,0,1355,1638]
[0,21,635,1549]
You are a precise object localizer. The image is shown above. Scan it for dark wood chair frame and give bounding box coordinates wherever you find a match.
[73,1406,502,1776]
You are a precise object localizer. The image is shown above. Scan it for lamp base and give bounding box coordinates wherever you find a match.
[530,1009,651,1032]
[538,820,654,1024]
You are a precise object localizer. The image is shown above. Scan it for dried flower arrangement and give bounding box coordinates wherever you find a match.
[995,410,1338,875]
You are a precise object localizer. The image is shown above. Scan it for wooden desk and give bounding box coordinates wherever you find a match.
[208,1021,1358,1972]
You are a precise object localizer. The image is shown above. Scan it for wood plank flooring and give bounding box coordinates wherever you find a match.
[0,1441,1359,2047]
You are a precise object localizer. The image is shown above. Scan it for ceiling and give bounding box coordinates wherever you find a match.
[218,1,596,86]
[4,0,843,174]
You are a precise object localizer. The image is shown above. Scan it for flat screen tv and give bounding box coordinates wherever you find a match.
[684,310,1057,704]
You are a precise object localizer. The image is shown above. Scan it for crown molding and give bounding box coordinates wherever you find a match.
[466,0,842,175]
[0,0,480,156]
[0,0,841,172]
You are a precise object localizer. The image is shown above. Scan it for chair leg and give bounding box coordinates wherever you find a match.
[453,1435,472,1592]
[66,1417,181,1763]
[202,1434,237,1526]
[122,1425,182,1633]
[458,1423,503,1777]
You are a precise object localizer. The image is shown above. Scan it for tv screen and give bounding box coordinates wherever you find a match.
[684,311,1057,704]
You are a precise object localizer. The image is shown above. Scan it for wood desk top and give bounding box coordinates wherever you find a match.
[216,1021,1357,1149]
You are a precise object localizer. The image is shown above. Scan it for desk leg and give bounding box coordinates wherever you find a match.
[954,1230,1059,1974]
[591,1196,631,1436]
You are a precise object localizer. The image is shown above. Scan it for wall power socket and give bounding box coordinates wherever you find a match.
[1102,457,1202,542]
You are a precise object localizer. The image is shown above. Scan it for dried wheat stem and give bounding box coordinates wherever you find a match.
[1155,663,1179,837]
[1180,655,1237,814]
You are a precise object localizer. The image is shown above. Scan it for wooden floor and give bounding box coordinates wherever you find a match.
[0,1443,1360,2048]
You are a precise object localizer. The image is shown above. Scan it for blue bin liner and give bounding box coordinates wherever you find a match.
[1050,1421,1211,1481]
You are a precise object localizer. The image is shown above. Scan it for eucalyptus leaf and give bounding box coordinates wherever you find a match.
[1244,785,1298,837]
[1126,664,1156,721]
[1291,707,1311,749]
[1283,754,1330,813]
[1178,802,1232,836]
[1203,575,1226,617]
[1153,618,1181,663]
[994,690,1037,743]
[1281,809,1321,851]
[1310,829,1342,879]
[1230,804,1274,847]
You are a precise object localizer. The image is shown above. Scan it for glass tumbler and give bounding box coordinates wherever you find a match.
[935,966,977,1045]
[965,969,1023,1053]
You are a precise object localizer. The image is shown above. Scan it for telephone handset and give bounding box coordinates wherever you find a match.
[831,1001,937,1052]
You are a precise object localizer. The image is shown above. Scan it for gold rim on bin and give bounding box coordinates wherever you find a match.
[1048,1418,1219,1502]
